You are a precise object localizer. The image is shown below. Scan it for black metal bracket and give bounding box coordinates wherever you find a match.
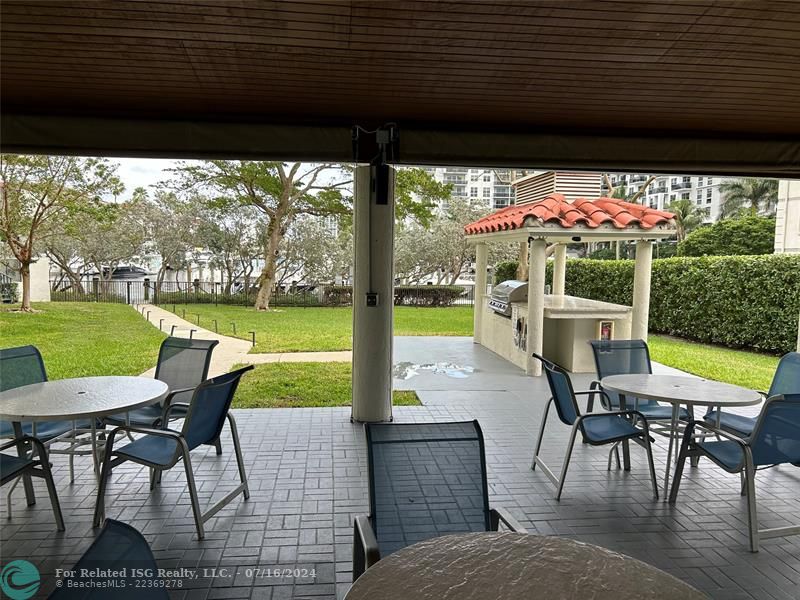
[352,125,399,205]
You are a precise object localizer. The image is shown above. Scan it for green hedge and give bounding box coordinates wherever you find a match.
[394,285,464,307]
[551,255,800,354]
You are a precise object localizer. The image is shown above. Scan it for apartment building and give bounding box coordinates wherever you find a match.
[424,167,516,210]
[602,173,734,222]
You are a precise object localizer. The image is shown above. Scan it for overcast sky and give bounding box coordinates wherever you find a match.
[114,158,181,198]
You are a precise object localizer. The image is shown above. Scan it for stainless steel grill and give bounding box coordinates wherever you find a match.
[489,280,528,317]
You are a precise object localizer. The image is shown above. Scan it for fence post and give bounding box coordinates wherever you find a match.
[143,278,150,302]
[193,278,200,296]
[92,277,100,302]
[126,281,132,305]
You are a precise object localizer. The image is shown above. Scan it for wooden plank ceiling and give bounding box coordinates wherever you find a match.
[2,0,800,164]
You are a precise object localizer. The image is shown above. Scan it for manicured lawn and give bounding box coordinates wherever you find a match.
[168,304,473,353]
[649,334,780,391]
[233,362,420,408]
[0,303,165,379]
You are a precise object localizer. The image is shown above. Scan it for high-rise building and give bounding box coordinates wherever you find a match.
[423,167,516,210]
[601,173,735,222]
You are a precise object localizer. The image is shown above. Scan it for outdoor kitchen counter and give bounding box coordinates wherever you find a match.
[538,295,632,319]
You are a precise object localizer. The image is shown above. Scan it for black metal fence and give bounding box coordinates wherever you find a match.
[50,279,475,307]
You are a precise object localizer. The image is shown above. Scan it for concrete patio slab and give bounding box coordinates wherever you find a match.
[1,337,792,600]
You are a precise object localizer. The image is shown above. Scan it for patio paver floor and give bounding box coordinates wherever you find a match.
[2,338,798,600]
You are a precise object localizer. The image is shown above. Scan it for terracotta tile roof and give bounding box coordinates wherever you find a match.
[464,194,675,235]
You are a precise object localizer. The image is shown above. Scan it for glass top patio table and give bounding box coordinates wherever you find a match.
[345,532,707,600]
[0,376,168,507]
[600,374,763,497]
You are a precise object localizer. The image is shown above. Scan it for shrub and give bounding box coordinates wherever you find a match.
[0,282,19,303]
[678,216,775,256]
[551,255,800,354]
[393,285,464,306]
[323,285,353,306]
[494,260,519,284]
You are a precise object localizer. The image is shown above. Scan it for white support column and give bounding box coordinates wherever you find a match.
[552,243,567,296]
[526,238,547,376]
[631,240,654,341]
[473,242,488,345]
[796,310,800,352]
[351,165,395,423]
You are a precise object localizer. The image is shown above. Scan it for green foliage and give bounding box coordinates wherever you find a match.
[394,168,453,227]
[0,282,19,303]
[394,285,464,307]
[718,178,778,218]
[587,247,617,260]
[554,255,800,354]
[323,285,353,306]
[678,216,775,256]
[494,260,519,284]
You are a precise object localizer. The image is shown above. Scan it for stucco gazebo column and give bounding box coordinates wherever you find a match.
[552,243,567,295]
[351,165,394,423]
[526,238,547,376]
[473,242,488,344]
[631,240,654,341]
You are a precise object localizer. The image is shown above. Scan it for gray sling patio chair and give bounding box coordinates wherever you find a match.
[670,393,800,552]
[49,519,167,599]
[104,337,220,451]
[704,351,800,437]
[1,345,93,487]
[94,365,253,539]
[353,420,525,582]
[0,435,64,531]
[531,353,659,500]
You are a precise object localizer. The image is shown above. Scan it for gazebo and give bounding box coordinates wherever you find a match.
[465,193,676,376]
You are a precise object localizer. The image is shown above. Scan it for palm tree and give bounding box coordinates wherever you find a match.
[667,199,705,241]
[718,178,778,219]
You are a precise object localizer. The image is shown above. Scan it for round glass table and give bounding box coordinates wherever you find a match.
[600,374,762,495]
[0,376,168,506]
[346,532,707,600]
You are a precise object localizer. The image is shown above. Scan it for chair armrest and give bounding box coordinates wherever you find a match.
[353,515,380,582]
[163,387,196,404]
[685,420,749,446]
[574,389,611,403]
[161,402,192,424]
[581,409,647,423]
[112,424,183,440]
[490,507,527,533]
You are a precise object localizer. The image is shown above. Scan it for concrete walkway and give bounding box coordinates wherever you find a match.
[135,304,351,375]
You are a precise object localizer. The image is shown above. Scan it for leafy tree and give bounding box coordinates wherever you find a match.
[0,155,122,310]
[667,198,705,242]
[719,178,778,218]
[277,216,353,286]
[78,199,148,293]
[678,216,775,256]
[197,205,263,294]
[168,162,448,310]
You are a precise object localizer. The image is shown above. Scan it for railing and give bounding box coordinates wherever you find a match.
[50,280,476,307]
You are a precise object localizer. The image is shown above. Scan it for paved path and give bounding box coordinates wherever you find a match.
[135,304,351,376]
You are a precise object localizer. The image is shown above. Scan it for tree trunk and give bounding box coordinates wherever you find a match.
[254,216,284,311]
[19,262,32,311]
[516,241,529,281]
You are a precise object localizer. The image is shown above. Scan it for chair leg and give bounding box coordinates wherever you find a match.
[38,458,65,532]
[744,455,759,552]
[6,477,21,518]
[69,453,75,484]
[643,433,659,501]
[668,431,693,504]
[556,424,579,501]
[93,438,116,528]
[607,443,621,471]
[740,471,747,496]
[214,438,223,456]
[179,442,205,540]
[227,413,250,500]
[531,398,552,471]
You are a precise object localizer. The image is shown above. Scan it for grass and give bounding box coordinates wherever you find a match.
[0,303,165,379]
[649,334,780,391]
[167,304,473,353]
[232,362,420,408]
